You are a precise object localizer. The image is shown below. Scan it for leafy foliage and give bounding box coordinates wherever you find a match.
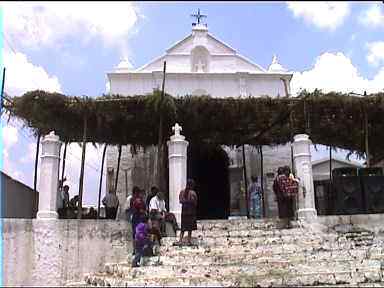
[5,89,384,159]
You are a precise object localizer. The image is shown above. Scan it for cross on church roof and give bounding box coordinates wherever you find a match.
[191,8,207,25]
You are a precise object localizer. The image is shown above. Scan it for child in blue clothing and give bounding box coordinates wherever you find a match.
[131,216,154,267]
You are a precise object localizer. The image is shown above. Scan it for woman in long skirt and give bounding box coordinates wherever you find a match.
[177,179,198,245]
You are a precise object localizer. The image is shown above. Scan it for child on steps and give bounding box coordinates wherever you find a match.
[131,216,154,267]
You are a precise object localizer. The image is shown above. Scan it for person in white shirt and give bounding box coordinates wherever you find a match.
[149,191,167,243]
[149,192,166,214]
[123,194,133,222]
[102,190,119,219]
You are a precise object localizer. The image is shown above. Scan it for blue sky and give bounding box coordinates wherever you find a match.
[1,2,384,205]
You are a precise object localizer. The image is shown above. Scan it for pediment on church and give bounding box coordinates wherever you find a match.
[135,29,266,73]
[165,32,236,55]
[165,35,194,54]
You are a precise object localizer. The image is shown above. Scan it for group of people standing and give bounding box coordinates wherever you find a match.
[129,179,199,267]
[247,166,300,229]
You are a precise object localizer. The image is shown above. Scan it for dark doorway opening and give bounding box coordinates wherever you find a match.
[187,143,230,220]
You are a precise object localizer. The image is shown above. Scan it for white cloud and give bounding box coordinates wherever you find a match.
[286,2,350,31]
[20,142,38,164]
[359,3,384,28]
[2,125,18,149]
[1,118,27,183]
[291,52,384,95]
[366,41,384,66]
[4,50,62,96]
[3,2,139,52]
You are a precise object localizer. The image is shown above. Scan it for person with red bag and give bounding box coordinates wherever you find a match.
[273,166,299,229]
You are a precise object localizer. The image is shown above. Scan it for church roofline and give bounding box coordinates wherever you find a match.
[107,71,293,78]
[165,34,193,54]
[206,33,236,53]
[236,53,267,72]
[131,54,167,72]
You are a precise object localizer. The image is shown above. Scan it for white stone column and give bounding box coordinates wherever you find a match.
[37,131,62,219]
[293,134,317,222]
[167,123,189,227]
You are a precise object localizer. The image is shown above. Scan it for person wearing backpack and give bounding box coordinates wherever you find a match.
[273,166,298,229]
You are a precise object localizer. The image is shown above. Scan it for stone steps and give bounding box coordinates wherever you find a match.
[65,281,91,287]
[139,248,384,267]
[84,265,383,287]
[178,227,324,239]
[66,219,384,287]
[101,259,382,279]
[160,235,378,254]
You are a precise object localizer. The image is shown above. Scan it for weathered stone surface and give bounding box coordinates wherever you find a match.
[60,218,384,287]
[4,219,132,286]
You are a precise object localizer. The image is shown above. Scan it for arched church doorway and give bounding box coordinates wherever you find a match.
[187,143,230,219]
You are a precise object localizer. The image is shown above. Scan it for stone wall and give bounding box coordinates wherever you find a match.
[3,219,132,286]
[106,145,158,219]
[106,143,293,219]
[318,214,384,232]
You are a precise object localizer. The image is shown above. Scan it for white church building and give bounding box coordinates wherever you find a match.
[106,13,294,220]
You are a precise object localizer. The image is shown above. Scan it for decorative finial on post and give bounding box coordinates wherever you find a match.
[172,123,182,137]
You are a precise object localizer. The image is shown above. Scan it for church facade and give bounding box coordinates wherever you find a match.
[105,19,294,220]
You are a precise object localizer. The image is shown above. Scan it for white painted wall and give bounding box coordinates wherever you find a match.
[3,219,132,286]
[109,73,288,98]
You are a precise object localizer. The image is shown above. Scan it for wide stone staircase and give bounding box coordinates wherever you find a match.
[67,219,384,287]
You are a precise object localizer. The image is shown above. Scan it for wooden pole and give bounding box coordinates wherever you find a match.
[97,144,107,219]
[33,133,41,216]
[329,146,332,182]
[364,111,370,168]
[260,145,266,218]
[77,116,87,219]
[114,144,122,193]
[289,110,295,174]
[157,61,167,193]
[242,144,249,218]
[124,169,129,198]
[61,142,68,182]
[363,91,369,167]
[0,68,5,112]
